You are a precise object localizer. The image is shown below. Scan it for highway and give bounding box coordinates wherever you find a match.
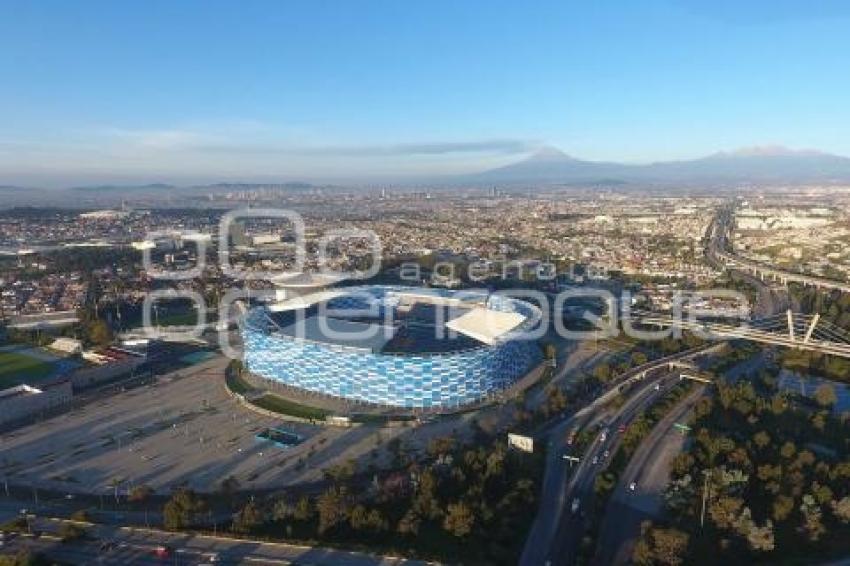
[591,385,706,566]
[0,514,426,565]
[706,203,790,319]
[545,373,686,565]
[519,339,718,566]
[521,203,832,566]
[519,346,717,566]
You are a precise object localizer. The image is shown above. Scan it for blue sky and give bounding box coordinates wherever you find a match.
[1,0,849,185]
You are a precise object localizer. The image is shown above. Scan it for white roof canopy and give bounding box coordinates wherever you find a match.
[267,290,347,312]
[445,307,526,345]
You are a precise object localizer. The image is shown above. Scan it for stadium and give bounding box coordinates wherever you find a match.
[241,285,543,409]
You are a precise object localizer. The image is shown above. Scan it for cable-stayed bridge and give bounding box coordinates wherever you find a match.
[630,308,850,359]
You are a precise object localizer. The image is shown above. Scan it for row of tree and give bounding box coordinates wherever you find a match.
[157,432,543,564]
[634,371,850,564]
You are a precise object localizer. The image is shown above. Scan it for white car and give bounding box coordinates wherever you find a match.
[571,498,581,514]
[629,481,637,491]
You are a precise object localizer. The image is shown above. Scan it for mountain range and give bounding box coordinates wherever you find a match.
[4,146,850,199]
[466,145,850,185]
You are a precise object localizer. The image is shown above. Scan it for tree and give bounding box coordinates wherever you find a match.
[128,484,154,504]
[233,500,264,534]
[349,504,370,531]
[0,549,51,566]
[86,318,113,346]
[397,509,421,535]
[831,496,850,523]
[316,486,350,534]
[633,522,689,566]
[631,351,648,366]
[592,362,613,383]
[349,505,387,533]
[323,459,357,485]
[772,494,795,522]
[227,359,244,377]
[544,386,568,416]
[58,522,87,543]
[427,436,456,458]
[752,431,771,450]
[292,496,314,522]
[595,472,617,496]
[163,488,205,530]
[812,482,833,506]
[814,384,837,408]
[709,496,744,530]
[800,494,826,542]
[745,519,775,552]
[413,470,442,520]
[272,497,293,521]
[443,502,475,537]
[220,475,241,510]
[650,527,689,566]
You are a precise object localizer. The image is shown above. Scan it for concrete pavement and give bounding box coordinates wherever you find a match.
[520,345,717,566]
[592,385,705,566]
[1,514,430,565]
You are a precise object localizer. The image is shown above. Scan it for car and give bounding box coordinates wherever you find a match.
[99,541,116,552]
[654,383,660,391]
[603,449,610,460]
[571,498,581,514]
[629,481,637,491]
[592,456,599,465]
[618,423,627,434]
[154,545,173,559]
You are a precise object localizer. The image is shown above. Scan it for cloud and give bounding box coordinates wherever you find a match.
[0,125,539,185]
[95,124,536,158]
[194,138,537,157]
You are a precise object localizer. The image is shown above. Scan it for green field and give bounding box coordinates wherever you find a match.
[225,370,255,395]
[253,394,331,421]
[0,351,54,388]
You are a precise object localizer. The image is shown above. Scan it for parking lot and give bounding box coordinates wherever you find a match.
[0,356,331,495]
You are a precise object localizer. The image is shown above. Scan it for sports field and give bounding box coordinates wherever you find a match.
[0,350,55,388]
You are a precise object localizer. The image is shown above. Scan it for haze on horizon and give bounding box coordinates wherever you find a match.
[2,0,850,187]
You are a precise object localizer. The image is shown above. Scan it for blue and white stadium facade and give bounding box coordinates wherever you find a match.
[241,285,542,409]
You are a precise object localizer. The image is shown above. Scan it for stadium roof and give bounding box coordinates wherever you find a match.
[270,272,347,289]
[278,315,396,351]
[396,290,486,308]
[445,307,526,345]
[267,290,347,312]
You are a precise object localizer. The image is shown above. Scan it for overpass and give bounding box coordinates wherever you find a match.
[708,202,850,294]
[714,249,850,293]
[631,308,850,359]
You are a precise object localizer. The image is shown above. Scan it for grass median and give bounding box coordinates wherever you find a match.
[252,393,331,421]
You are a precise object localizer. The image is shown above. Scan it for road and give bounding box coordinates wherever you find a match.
[546,373,686,566]
[0,514,427,565]
[707,202,790,319]
[591,385,706,566]
[520,346,718,566]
